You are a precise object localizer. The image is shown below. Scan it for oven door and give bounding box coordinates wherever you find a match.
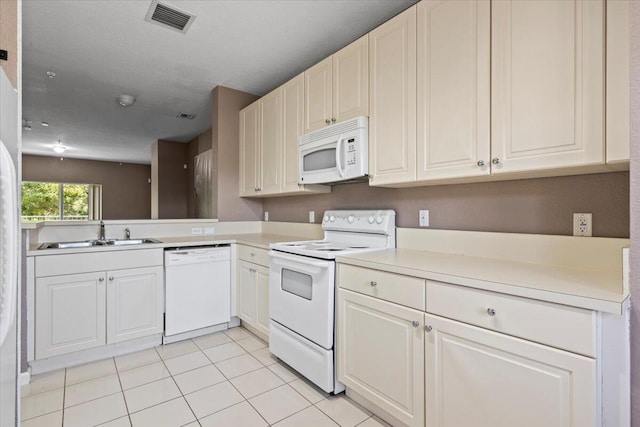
[269,250,335,349]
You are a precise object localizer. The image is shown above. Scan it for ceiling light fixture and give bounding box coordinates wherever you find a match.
[52,140,67,154]
[46,71,56,78]
[116,94,136,107]
[41,121,49,127]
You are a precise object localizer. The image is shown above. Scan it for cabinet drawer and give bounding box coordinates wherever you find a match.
[426,281,596,357]
[237,245,270,266]
[338,264,425,311]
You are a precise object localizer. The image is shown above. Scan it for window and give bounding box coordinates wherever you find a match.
[21,182,102,222]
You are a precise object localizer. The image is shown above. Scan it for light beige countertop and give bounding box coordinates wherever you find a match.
[337,248,627,314]
[28,233,302,256]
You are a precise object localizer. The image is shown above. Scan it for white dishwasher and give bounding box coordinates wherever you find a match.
[164,246,231,338]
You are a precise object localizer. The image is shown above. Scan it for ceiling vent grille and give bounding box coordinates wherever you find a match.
[176,113,197,120]
[145,1,195,33]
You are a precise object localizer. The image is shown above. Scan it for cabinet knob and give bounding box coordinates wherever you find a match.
[250,252,255,257]
[487,307,496,316]
[412,320,420,328]
[325,119,331,124]
[370,281,377,287]
[477,160,485,167]
[331,118,336,123]
[492,158,500,165]
[109,276,114,282]
[425,325,432,332]
[98,277,105,282]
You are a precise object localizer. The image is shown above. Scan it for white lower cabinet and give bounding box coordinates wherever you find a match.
[424,313,596,427]
[337,288,424,427]
[236,245,270,340]
[35,272,107,359]
[107,267,164,344]
[34,249,164,360]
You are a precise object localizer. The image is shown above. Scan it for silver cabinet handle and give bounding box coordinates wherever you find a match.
[412,320,420,327]
[492,158,500,165]
[477,160,485,167]
[108,277,114,282]
[331,118,336,123]
[325,119,331,124]
[98,277,105,282]
[370,281,377,287]
[425,325,432,332]
[487,308,496,316]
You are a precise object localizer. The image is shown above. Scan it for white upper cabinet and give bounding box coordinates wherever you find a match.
[259,88,282,194]
[606,0,630,167]
[416,0,490,181]
[491,0,605,174]
[239,100,261,196]
[305,35,369,133]
[281,73,306,193]
[369,5,417,186]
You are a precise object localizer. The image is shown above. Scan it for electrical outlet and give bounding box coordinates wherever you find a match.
[204,227,215,235]
[573,213,592,237]
[309,211,315,223]
[264,211,269,221]
[191,227,203,235]
[419,210,429,227]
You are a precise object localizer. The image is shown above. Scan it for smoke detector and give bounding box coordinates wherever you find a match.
[117,94,136,107]
[145,1,196,34]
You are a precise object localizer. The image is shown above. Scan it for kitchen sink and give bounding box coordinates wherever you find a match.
[38,238,161,250]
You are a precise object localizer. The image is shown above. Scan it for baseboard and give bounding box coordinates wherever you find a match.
[163,322,229,344]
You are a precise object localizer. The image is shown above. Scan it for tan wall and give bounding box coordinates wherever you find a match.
[629,1,639,423]
[263,172,630,238]
[213,86,262,221]
[22,155,151,219]
[0,0,18,89]
[156,140,188,219]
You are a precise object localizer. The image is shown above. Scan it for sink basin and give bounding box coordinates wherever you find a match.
[38,238,161,250]
[105,238,161,246]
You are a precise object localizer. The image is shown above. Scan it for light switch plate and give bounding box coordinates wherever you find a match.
[419,210,429,227]
[264,211,269,221]
[191,227,203,235]
[204,227,215,235]
[309,211,315,223]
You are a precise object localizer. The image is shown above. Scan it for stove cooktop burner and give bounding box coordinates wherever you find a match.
[317,248,343,251]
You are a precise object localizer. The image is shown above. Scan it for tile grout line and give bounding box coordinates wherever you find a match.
[61,368,67,426]
[114,354,134,427]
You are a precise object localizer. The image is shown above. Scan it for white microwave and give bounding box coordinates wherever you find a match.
[299,116,368,184]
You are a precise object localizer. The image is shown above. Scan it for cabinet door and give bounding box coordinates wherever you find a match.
[237,260,256,324]
[491,0,604,174]
[305,56,333,132]
[369,5,417,186]
[606,0,630,166]
[239,100,260,196]
[425,314,596,427]
[35,272,106,359]
[260,88,282,194]
[337,289,424,427]
[255,265,270,338]
[416,0,490,181]
[107,266,163,344]
[333,34,369,123]
[282,73,305,193]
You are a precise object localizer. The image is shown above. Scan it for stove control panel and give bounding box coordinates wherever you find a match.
[321,210,396,234]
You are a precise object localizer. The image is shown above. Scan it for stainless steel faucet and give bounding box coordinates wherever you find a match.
[125,228,130,240]
[99,220,106,241]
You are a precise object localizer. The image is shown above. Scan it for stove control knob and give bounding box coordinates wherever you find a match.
[368,216,375,224]
[323,215,329,223]
[376,216,383,224]
[348,215,355,224]
[330,215,335,222]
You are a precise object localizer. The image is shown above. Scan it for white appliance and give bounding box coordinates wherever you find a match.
[0,65,19,427]
[164,246,231,339]
[269,210,396,393]
[299,116,369,185]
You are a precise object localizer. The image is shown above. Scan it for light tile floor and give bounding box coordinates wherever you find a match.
[21,326,391,427]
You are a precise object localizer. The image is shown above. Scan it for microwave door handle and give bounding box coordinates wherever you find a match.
[336,135,345,178]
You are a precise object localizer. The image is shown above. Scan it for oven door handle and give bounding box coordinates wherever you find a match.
[335,134,345,178]
[269,250,331,270]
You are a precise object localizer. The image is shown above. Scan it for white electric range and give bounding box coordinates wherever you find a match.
[269,210,396,393]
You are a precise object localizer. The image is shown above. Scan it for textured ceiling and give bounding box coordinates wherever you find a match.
[21,0,415,164]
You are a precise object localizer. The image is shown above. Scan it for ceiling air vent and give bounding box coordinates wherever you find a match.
[176,113,197,120]
[145,0,195,34]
